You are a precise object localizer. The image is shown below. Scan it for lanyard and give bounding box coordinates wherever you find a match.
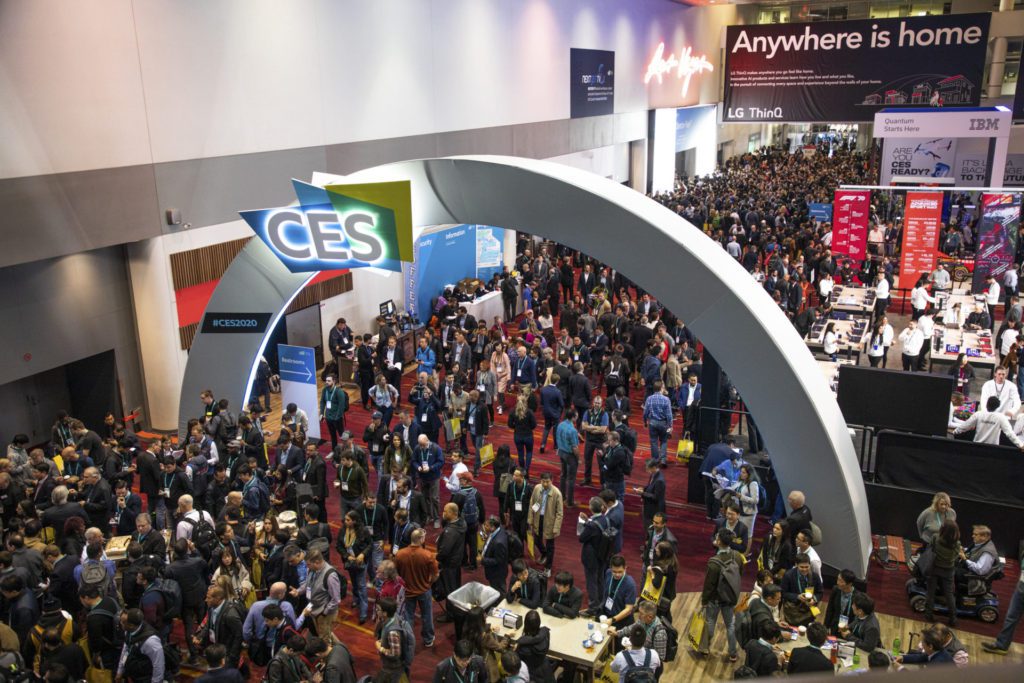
[449,659,475,683]
[395,522,409,545]
[363,506,377,528]
[607,575,625,603]
[164,473,174,489]
[514,482,526,502]
[343,467,354,483]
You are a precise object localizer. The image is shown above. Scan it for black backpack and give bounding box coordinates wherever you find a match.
[659,616,679,662]
[593,516,617,563]
[461,487,480,526]
[712,555,741,605]
[304,523,331,557]
[183,514,217,558]
[622,648,656,683]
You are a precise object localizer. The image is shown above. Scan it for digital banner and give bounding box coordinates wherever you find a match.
[972,193,1021,293]
[277,344,321,439]
[879,138,957,185]
[723,14,991,122]
[808,203,833,223]
[570,48,614,118]
[900,191,943,288]
[953,152,988,187]
[832,191,870,259]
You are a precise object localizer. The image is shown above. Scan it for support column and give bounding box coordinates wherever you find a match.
[989,36,1008,100]
[126,237,186,431]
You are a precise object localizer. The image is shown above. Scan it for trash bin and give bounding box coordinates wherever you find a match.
[447,582,502,640]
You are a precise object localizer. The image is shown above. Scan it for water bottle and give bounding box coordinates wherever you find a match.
[852,650,861,667]
[892,637,901,657]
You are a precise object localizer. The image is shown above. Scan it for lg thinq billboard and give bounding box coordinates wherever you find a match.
[723,14,990,123]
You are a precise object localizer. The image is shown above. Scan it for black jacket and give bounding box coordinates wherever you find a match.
[436,517,467,572]
[744,639,781,676]
[86,595,122,668]
[516,626,555,683]
[748,598,779,641]
[202,600,245,668]
[301,456,328,502]
[543,585,583,619]
[136,450,161,497]
[481,527,509,589]
[640,471,666,522]
[787,645,834,674]
[507,570,544,609]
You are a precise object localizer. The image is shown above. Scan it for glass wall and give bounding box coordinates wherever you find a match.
[755,1,951,25]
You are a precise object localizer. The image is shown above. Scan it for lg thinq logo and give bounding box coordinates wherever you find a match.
[241,180,413,274]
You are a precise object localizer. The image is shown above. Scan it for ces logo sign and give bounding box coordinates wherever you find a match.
[241,180,414,273]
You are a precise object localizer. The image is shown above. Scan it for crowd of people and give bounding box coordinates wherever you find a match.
[2,146,1022,683]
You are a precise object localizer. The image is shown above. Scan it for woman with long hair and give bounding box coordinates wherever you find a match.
[508,394,537,477]
[515,610,554,682]
[369,374,400,428]
[383,432,412,480]
[268,465,295,514]
[493,444,515,514]
[491,342,511,415]
[925,520,961,626]
[823,321,838,361]
[211,544,254,605]
[337,510,372,624]
[866,321,886,367]
[645,540,679,607]
[916,492,956,547]
[462,605,509,681]
[735,464,761,536]
[757,519,795,581]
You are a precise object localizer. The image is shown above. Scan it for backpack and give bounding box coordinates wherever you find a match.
[183,513,218,559]
[305,523,331,557]
[734,608,753,648]
[384,616,416,670]
[506,530,524,561]
[617,424,638,457]
[79,559,114,598]
[461,487,479,526]
[659,616,679,663]
[712,555,741,605]
[152,577,183,621]
[89,605,125,651]
[594,516,617,563]
[622,648,656,683]
[163,640,182,678]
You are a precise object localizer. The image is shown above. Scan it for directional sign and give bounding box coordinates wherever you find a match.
[277,344,320,438]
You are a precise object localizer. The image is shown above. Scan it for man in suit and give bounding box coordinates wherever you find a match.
[823,568,859,636]
[136,441,162,523]
[578,497,609,613]
[478,515,509,597]
[79,467,112,534]
[899,625,954,666]
[676,374,702,434]
[301,443,328,523]
[744,622,785,677]
[636,459,666,529]
[195,644,244,683]
[328,318,353,362]
[434,502,466,623]
[641,512,677,574]
[749,585,788,640]
[378,335,404,392]
[455,307,477,333]
[390,477,429,529]
[838,592,882,653]
[276,432,306,479]
[781,554,823,626]
[787,622,834,674]
[29,463,57,512]
[578,264,596,297]
[786,491,813,540]
[193,585,244,670]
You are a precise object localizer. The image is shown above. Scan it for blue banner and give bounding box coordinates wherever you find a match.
[403,225,504,324]
[277,344,319,438]
[809,203,833,222]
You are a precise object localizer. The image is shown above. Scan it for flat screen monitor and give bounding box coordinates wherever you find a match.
[379,300,396,317]
[836,365,952,436]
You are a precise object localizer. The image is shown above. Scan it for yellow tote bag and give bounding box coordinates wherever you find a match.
[479,443,495,467]
[639,570,664,605]
[687,607,708,651]
[526,532,536,560]
[676,432,695,463]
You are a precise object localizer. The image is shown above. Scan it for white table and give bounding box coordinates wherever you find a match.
[831,285,876,315]
[929,328,997,369]
[817,359,854,393]
[486,600,611,682]
[466,290,508,326]
[936,291,985,329]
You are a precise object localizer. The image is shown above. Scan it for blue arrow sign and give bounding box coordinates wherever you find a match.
[277,344,316,385]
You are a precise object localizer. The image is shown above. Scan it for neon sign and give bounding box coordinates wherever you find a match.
[643,42,714,98]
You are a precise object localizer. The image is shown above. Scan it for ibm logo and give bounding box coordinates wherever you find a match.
[968,118,999,132]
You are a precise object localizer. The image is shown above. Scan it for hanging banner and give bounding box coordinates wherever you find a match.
[570,48,615,119]
[972,193,1022,293]
[277,345,321,439]
[879,138,958,185]
[900,192,943,288]
[723,14,990,122]
[1003,154,1024,187]
[832,191,870,259]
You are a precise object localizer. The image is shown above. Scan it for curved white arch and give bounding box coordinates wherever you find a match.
[179,155,870,575]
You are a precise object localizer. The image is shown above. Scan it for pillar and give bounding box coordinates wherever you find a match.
[126,237,186,431]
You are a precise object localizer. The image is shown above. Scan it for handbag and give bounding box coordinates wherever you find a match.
[677,432,695,462]
[687,606,709,652]
[498,471,513,494]
[639,569,665,605]
[479,443,495,466]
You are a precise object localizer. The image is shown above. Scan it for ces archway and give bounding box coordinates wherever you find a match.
[178,155,870,576]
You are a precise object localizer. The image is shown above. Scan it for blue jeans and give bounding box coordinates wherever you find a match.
[704,602,737,656]
[368,541,384,590]
[648,419,669,463]
[995,580,1024,649]
[540,414,558,450]
[404,591,434,644]
[514,436,534,476]
[348,565,368,620]
[608,479,625,502]
[154,498,169,530]
[379,405,394,429]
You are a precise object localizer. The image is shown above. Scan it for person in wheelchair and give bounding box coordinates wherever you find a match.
[955,525,1002,596]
